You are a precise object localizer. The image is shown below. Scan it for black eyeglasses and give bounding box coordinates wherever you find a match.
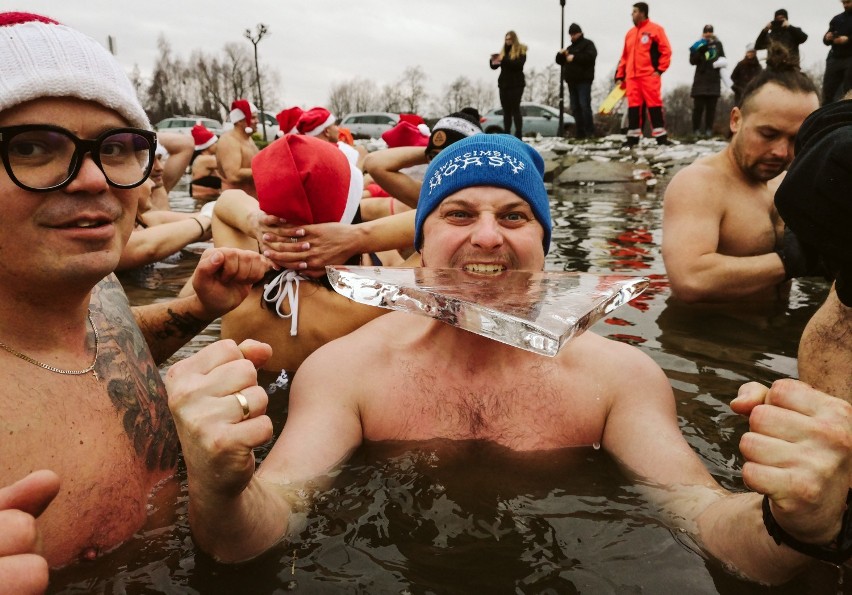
[0,124,156,192]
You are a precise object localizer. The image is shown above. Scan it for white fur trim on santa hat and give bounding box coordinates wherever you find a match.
[0,15,150,128]
[336,142,363,226]
[417,123,431,137]
[303,112,336,137]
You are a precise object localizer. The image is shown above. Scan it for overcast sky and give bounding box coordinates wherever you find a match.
[14,1,840,116]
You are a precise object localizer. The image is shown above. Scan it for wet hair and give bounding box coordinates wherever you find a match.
[739,42,817,114]
[633,2,649,17]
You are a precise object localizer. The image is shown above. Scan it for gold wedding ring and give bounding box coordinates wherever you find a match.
[235,391,251,420]
[289,237,298,243]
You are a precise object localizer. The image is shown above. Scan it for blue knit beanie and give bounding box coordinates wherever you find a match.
[414,134,552,253]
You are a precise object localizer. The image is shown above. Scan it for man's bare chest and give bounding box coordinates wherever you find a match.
[360,362,607,451]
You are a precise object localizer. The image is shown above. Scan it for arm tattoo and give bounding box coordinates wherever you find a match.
[92,276,179,471]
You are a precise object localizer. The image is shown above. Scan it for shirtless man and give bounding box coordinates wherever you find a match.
[662,61,820,302]
[775,96,852,401]
[217,99,258,197]
[168,134,851,585]
[149,131,193,210]
[0,12,268,585]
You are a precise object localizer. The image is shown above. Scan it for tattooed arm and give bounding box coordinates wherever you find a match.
[133,248,271,364]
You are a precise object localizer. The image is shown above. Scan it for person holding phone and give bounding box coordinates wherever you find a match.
[490,30,527,139]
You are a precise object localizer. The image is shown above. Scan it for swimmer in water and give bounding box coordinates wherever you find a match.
[170,134,851,585]
[0,11,269,584]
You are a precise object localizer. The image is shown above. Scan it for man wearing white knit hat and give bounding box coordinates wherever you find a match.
[0,12,269,589]
[216,98,259,197]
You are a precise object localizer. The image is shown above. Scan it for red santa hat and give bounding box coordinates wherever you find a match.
[381,120,430,148]
[399,113,426,127]
[252,134,361,226]
[0,12,150,128]
[275,106,303,137]
[296,106,336,137]
[191,122,217,151]
[229,99,256,133]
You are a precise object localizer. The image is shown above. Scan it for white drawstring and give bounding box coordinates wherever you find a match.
[262,270,303,336]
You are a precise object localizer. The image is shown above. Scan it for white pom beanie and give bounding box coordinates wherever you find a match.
[0,12,150,129]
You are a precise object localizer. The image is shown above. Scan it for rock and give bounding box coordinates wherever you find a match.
[556,160,637,185]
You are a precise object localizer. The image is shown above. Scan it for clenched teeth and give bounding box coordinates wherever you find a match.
[463,264,505,274]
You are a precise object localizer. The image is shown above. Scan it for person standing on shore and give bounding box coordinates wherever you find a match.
[490,31,527,139]
[616,2,672,146]
[731,43,763,105]
[556,23,598,139]
[689,24,726,137]
[755,9,808,68]
[821,0,852,104]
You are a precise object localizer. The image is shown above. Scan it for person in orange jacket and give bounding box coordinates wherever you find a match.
[616,2,672,146]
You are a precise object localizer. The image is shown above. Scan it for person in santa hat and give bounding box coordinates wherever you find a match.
[216,98,259,197]
[190,122,222,202]
[297,106,367,170]
[204,134,404,372]
[0,12,269,587]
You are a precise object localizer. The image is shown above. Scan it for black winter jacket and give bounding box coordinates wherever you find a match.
[490,45,526,89]
[755,24,808,62]
[690,37,725,97]
[555,35,597,84]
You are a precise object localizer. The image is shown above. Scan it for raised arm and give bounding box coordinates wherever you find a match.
[260,210,417,274]
[602,343,850,584]
[167,337,365,562]
[117,216,211,271]
[362,146,428,208]
[156,132,194,193]
[662,168,785,302]
[132,247,269,363]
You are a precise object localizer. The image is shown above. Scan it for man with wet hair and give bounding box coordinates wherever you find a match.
[662,54,822,303]
[0,11,267,585]
[169,134,850,586]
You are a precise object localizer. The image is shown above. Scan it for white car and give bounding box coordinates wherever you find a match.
[154,116,223,136]
[221,110,279,142]
[339,112,400,139]
[479,102,575,136]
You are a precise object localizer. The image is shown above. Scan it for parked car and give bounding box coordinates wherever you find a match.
[479,102,575,137]
[154,116,223,136]
[339,112,399,139]
[221,110,280,142]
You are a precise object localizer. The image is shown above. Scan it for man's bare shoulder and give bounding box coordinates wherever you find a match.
[665,152,728,201]
[560,331,666,383]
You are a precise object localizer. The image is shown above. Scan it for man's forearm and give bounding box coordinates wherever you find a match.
[132,296,212,365]
[189,477,294,563]
[358,210,416,254]
[697,492,812,585]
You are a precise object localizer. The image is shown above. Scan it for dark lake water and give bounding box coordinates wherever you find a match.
[49,155,847,594]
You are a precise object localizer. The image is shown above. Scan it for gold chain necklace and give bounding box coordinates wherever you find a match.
[0,310,100,380]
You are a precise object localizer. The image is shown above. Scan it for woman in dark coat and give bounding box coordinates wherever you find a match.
[690,24,726,136]
[490,30,527,138]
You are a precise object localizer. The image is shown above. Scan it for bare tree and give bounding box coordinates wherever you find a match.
[397,66,428,113]
[435,76,495,115]
[328,77,379,115]
[378,83,405,112]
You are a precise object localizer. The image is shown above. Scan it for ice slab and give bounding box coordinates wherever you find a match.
[327,267,649,357]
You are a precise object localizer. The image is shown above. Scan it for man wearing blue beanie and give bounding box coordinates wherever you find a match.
[414,134,552,254]
[175,135,850,583]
